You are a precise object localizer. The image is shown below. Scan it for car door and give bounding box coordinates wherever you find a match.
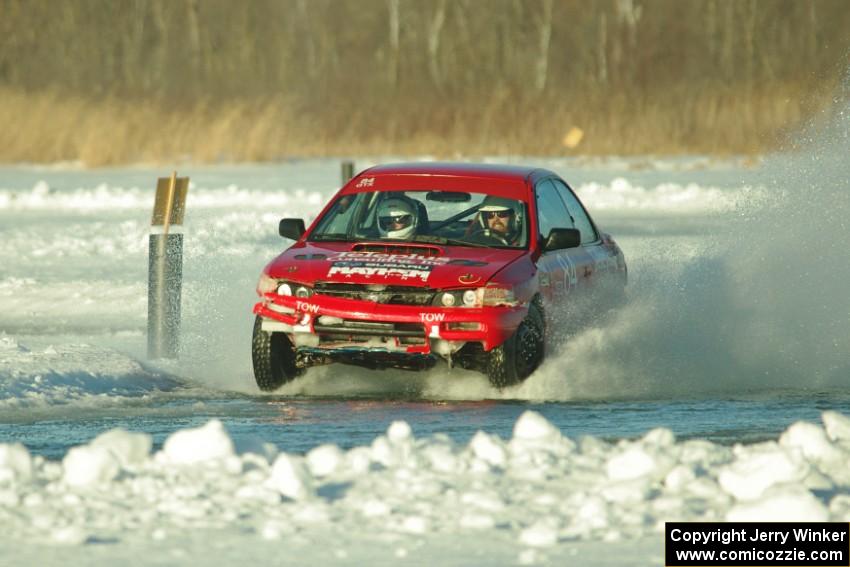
[551,178,621,282]
[534,179,594,308]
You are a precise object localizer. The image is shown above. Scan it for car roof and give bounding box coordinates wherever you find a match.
[363,162,543,181]
[344,162,551,200]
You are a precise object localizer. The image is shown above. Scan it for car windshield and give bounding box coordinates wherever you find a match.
[309,190,528,248]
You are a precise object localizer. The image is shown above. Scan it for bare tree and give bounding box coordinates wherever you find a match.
[426,0,447,90]
[534,0,554,93]
[387,0,400,89]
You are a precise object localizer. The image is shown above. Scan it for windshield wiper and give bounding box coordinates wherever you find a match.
[410,234,488,248]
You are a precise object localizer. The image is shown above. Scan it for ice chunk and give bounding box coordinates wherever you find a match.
[513,411,561,442]
[62,445,120,487]
[780,421,844,463]
[306,444,343,477]
[51,525,88,546]
[726,486,828,522]
[0,443,32,482]
[575,495,609,529]
[161,419,235,465]
[387,421,412,443]
[823,411,850,442]
[269,453,314,500]
[399,515,429,534]
[718,445,808,500]
[607,446,656,481]
[664,465,696,492]
[642,427,675,447]
[519,520,559,547]
[469,431,507,468]
[460,513,495,530]
[91,428,152,467]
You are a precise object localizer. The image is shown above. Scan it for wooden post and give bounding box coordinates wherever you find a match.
[341,161,355,183]
[148,172,189,359]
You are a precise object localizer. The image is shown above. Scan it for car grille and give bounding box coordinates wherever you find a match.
[313,283,435,306]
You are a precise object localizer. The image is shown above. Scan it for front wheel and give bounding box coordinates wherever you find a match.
[485,305,545,388]
[252,315,302,391]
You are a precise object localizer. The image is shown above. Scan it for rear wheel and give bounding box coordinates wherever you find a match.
[486,304,545,388]
[252,315,302,391]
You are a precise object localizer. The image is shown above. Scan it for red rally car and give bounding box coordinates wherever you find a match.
[252,163,627,390]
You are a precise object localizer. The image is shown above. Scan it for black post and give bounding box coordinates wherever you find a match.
[341,161,354,183]
[147,233,183,359]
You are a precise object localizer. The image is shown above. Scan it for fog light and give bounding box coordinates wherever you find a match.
[441,292,456,307]
[446,322,482,331]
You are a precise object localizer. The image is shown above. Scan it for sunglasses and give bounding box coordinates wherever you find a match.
[379,214,412,226]
[483,210,513,219]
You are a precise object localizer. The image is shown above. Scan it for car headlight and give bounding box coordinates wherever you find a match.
[431,286,516,307]
[433,289,479,308]
[295,285,312,298]
[477,284,517,307]
[258,276,312,298]
[257,273,278,295]
[278,282,312,297]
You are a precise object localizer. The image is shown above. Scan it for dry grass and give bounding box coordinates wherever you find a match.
[0,84,835,166]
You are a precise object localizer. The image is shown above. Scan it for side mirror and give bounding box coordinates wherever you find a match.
[279,218,306,240]
[543,228,581,252]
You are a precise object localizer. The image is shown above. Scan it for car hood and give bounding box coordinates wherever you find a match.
[265,241,525,288]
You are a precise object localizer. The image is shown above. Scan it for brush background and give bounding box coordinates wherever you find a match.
[1,0,849,164]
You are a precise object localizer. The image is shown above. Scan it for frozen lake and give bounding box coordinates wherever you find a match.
[1,156,846,455]
[1,150,848,565]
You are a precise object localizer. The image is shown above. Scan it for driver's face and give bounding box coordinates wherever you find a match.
[484,210,513,234]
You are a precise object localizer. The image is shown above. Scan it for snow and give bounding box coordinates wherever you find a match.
[0,411,849,563]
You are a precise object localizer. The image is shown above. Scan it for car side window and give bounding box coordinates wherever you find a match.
[552,179,597,244]
[535,179,574,242]
[315,193,363,235]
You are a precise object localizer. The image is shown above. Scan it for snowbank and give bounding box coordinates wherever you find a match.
[0,336,181,409]
[0,176,757,215]
[574,177,764,213]
[2,410,850,560]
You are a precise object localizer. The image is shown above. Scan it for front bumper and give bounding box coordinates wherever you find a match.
[253,292,525,357]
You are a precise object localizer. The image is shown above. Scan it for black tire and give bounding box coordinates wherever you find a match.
[486,304,545,388]
[252,315,302,391]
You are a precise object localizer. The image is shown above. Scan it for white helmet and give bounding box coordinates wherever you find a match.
[377,197,417,239]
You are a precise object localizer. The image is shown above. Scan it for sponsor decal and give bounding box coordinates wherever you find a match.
[296,301,320,314]
[355,177,375,188]
[326,252,450,283]
[419,312,446,323]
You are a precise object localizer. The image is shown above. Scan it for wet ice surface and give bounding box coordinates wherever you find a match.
[1,149,848,564]
[6,385,850,463]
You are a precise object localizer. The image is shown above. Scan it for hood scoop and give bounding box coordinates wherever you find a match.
[351,243,442,257]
